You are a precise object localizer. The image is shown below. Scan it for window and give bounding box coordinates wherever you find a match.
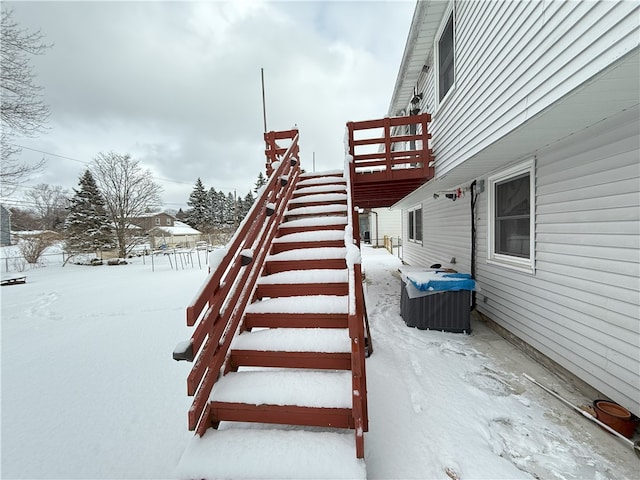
[166,218,171,225]
[437,11,455,102]
[155,218,160,226]
[487,160,535,272]
[408,207,423,243]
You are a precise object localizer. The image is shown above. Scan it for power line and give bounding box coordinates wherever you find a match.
[11,143,196,186]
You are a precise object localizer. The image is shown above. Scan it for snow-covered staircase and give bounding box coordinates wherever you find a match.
[174,130,368,478]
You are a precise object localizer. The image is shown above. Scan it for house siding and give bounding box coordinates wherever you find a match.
[370,208,402,246]
[421,0,639,177]
[0,205,11,246]
[475,109,640,414]
[403,193,471,272]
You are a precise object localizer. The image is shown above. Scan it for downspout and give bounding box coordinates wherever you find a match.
[470,180,477,311]
[371,210,379,247]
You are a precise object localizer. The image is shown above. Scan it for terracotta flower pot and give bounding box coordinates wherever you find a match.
[593,399,638,439]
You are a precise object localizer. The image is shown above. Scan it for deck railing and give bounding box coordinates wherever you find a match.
[346,113,433,180]
[344,155,369,458]
[174,131,301,434]
[264,128,299,177]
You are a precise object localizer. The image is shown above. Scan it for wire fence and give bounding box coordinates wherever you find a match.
[0,247,217,275]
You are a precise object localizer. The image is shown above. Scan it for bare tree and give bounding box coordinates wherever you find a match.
[24,183,69,231]
[91,152,162,258]
[1,9,51,195]
[16,231,57,266]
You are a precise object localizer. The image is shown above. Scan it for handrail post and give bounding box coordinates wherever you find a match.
[383,117,392,180]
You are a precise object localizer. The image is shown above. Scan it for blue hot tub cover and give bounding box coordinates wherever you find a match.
[405,270,476,292]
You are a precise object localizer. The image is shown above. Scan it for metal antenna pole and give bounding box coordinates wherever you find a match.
[261,68,267,133]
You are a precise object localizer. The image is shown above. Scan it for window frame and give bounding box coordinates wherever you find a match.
[434,3,456,108]
[407,205,423,244]
[487,159,535,273]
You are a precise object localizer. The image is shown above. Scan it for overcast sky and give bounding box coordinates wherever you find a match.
[6,0,415,210]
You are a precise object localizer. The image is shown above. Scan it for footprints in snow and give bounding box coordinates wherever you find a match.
[25,292,63,321]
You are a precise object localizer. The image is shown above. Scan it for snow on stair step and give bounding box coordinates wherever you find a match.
[280,216,348,229]
[211,370,352,408]
[286,204,348,216]
[289,193,347,205]
[258,269,348,285]
[273,230,345,243]
[297,175,346,186]
[175,428,366,480]
[294,184,347,195]
[232,328,351,353]
[267,247,347,262]
[245,295,348,314]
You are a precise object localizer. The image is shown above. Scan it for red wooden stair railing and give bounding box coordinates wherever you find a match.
[174,127,369,459]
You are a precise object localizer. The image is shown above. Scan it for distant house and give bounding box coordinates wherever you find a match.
[148,221,203,249]
[129,212,202,249]
[388,2,639,414]
[0,204,11,246]
[129,212,176,232]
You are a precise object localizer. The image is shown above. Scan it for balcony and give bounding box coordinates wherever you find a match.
[347,113,433,209]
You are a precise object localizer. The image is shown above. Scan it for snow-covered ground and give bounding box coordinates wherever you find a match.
[1,246,637,479]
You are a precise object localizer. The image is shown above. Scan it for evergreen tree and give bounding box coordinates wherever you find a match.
[175,208,186,221]
[254,171,267,195]
[215,190,227,227]
[64,169,113,253]
[207,187,220,228]
[240,191,254,218]
[185,178,210,230]
[225,192,236,226]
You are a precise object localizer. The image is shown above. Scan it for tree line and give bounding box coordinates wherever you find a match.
[7,152,269,261]
[181,172,267,234]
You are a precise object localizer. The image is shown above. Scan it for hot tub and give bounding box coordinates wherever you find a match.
[399,268,475,334]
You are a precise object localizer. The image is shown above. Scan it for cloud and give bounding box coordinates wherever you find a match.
[5,0,415,208]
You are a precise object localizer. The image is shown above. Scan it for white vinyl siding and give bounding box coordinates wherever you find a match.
[403,193,471,272]
[371,208,402,243]
[475,109,640,414]
[428,0,639,176]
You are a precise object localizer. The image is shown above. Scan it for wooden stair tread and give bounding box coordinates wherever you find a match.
[175,428,366,480]
[232,328,350,353]
[274,230,345,243]
[294,184,347,195]
[267,247,346,262]
[288,193,348,205]
[245,295,348,315]
[212,370,352,408]
[297,175,346,186]
[280,216,348,229]
[286,204,348,216]
[258,269,348,285]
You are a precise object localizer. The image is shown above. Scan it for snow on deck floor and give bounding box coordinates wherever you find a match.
[176,428,366,480]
